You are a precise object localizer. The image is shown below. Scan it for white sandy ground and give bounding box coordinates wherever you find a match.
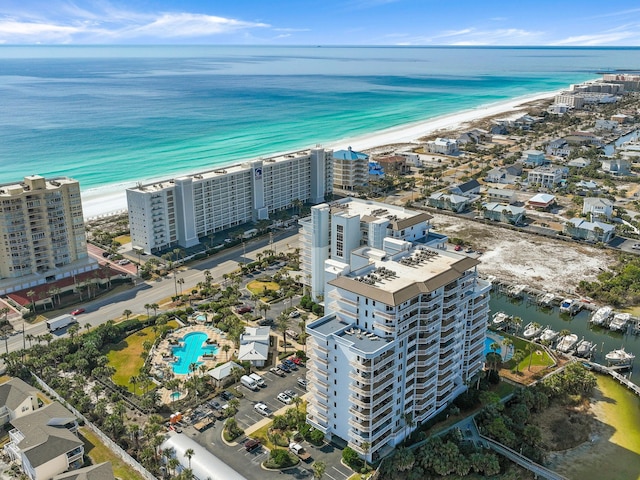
[430,213,615,295]
[81,89,563,219]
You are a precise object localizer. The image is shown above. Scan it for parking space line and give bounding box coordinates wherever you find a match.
[331,466,349,478]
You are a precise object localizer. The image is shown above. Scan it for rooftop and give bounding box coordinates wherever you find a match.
[328,246,479,306]
[308,314,391,354]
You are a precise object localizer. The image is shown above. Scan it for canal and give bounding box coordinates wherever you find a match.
[489,292,640,383]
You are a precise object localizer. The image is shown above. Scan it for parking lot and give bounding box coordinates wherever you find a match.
[175,360,353,480]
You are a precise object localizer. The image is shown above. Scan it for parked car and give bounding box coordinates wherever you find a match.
[254,403,272,416]
[220,391,235,401]
[118,259,130,265]
[101,251,110,258]
[258,318,274,326]
[245,439,261,452]
[289,310,301,318]
[278,363,291,373]
[290,356,303,366]
[454,245,462,251]
[208,400,221,410]
[297,378,307,388]
[70,308,85,316]
[633,243,640,250]
[284,389,298,399]
[285,329,300,340]
[283,359,298,370]
[236,305,253,314]
[277,392,292,404]
[270,367,286,377]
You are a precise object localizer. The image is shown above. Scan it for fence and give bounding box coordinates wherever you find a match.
[31,373,157,480]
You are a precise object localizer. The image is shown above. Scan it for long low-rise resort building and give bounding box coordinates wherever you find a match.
[126,147,334,254]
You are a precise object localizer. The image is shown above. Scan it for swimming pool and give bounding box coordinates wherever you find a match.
[195,314,207,322]
[172,332,219,375]
[484,336,502,357]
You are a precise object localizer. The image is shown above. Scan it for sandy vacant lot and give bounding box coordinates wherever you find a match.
[429,213,617,295]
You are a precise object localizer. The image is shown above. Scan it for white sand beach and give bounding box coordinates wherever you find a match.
[81,89,560,219]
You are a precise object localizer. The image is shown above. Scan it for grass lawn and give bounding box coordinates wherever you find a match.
[247,280,279,296]
[80,427,145,480]
[114,234,131,245]
[105,320,178,393]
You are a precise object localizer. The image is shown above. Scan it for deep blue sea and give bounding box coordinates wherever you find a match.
[1,45,639,208]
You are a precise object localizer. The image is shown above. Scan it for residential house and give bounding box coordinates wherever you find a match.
[522,149,547,167]
[0,378,40,426]
[565,132,603,147]
[567,157,591,168]
[333,147,369,191]
[547,103,569,115]
[546,138,572,157]
[483,203,525,225]
[449,179,481,198]
[564,218,616,243]
[457,128,489,144]
[494,114,540,129]
[238,326,270,367]
[427,192,470,213]
[527,166,567,188]
[206,361,243,388]
[4,402,84,480]
[583,197,614,220]
[486,188,516,204]
[527,193,556,210]
[489,125,508,135]
[368,162,384,181]
[425,138,459,155]
[601,158,631,176]
[376,155,410,176]
[484,164,523,185]
[595,119,620,132]
[611,113,633,124]
[575,180,599,191]
[52,462,115,480]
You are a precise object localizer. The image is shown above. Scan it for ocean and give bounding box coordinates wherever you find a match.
[1,45,639,214]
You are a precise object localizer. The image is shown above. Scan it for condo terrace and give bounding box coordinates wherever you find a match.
[308,314,391,354]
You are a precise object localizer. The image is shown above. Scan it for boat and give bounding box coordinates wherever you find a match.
[605,348,636,366]
[507,284,527,298]
[575,339,595,358]
[590,306,613,326]
[538,293,555,306]
[491,311,511,327]
[608,313,631,332]
[523,322,543,339]
[559,298,580,315]
[539,328,559,343]
[556,333,579,353]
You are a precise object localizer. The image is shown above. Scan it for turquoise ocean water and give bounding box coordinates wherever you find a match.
[1,46,639,198]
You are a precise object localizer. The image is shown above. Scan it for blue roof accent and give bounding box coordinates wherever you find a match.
[333,148,369,161]
[369,162,384,176]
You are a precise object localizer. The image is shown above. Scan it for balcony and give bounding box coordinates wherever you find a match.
[373,322,395,334]
[349,370,371,383]
[351,359,373,372]
[349,382,371,396]
[349,405,372,418]
[349,394,372,409]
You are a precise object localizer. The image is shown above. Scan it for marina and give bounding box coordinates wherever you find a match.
[489,290,640,382]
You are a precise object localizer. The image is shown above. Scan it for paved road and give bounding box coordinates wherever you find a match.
[2,229,300,356]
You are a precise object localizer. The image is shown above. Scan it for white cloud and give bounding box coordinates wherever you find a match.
[425,27,543,46]
[551,31,638,46]
[0,2,270,43]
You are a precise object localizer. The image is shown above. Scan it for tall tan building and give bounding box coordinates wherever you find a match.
[0,175,96,295]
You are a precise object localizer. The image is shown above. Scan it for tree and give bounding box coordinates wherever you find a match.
[402,412,415,443]
[222,344,231,361]
[312,461,326,480]
[123,309,132,321]
[150,303,159,317]
[26,290,36,312]
[130,375,138,396]
[144,303,151,318]
[184,448,195,469]
[361,441,371,470]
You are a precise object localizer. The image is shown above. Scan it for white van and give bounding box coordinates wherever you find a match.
[240,375,258,391]
[249,373,265,387]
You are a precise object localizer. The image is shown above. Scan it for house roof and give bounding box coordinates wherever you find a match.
[237,342,269,362]
[0,378,37,412]
[484,203,525,214]
[583,197,613,209]
[429,192,469,204]
[567,218,615,233]
[52,462,115,480]
[453,179,481,193]
[528,193,556,205]
[333,147,369,161]
[206,361,243,381]
[11,403,81,468]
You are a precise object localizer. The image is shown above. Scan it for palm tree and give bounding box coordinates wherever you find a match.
[150,303,159,317]
[361,441,371,471]
[130,376,138,395]
[26,290,36,312]
[527,343,540,371]
[144,303,151,318]
[312,461,326,480]
[184,448,195,469]
[402,412,414,443]
[123,309,132,321]
[222,344,231,361]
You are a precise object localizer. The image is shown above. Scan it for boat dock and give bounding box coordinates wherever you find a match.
[581,360,640,397]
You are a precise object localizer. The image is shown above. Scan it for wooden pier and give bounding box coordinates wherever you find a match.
[582,360,640,397]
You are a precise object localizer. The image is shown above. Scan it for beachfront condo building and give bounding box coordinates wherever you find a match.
[126,148,333,254]
[302,198,491,461]
[0,176,96,296]
[332,147,369,191]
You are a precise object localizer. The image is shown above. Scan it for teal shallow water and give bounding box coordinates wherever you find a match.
[1,46,638,192]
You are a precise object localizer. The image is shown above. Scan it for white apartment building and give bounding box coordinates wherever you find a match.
[0,176,96,296]
[127,148,333,253]
[425,138,458,155]
[306,241,491,460]
[299,198,446,301]
[333,148,369,191]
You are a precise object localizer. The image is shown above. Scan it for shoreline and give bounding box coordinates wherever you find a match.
[81,88,562,219]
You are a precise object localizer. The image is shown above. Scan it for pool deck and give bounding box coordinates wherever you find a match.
[149,324,236,405]
[487,331,514,362]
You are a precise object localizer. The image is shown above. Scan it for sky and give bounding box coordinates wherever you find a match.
[2,0,640,46]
